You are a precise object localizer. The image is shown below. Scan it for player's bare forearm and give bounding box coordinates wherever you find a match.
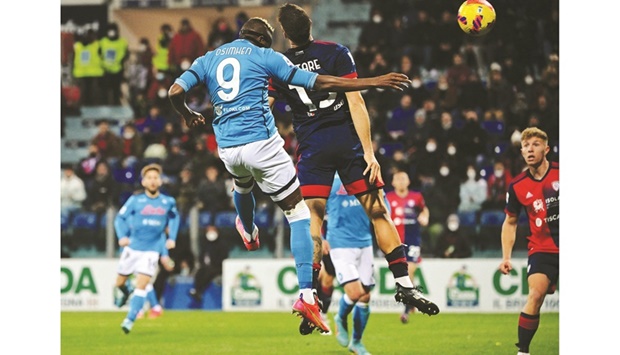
[314,72,410,92]
[500,215,518,261]
[168,83,206,127]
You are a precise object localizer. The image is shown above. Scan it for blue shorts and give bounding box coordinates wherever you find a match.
[527,252,559,288]
[296,125,384,198]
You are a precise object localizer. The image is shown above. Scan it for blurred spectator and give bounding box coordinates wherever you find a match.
[159,122,181,149]
[100,23,129,105]
[458,110,488,165]
[76,143,103,181]
[414,136,442,179]
[366,51,390,77]
[189,226,230,304]
[234,11,249,37]
[188,139,220,180]
[482,160,512,211]
[90,119,123,163]
[446,53,472,89]
[167,166,198,216]
[396,54,420,82]
[404,108,432,155]
[153,23,174,76]
[434,213,473,258]
[387,16,410,64]
[72,29,103,106]
[386,93,415,141]
[162,138,189,179]
[457,164,488,214]
[486,63,514,112]
[146,72,175,118]
[434,9,461,70]
[423,161,461,249]
[120,123,144,164]
[430,74,459,113]
[358,7,390,53]
[84,160,119,215]
[126,38,154,117]
[407,8,434,69]
[168,18,205,77]
[407,75,431,109]
[431,111,460,153]
[529,93,559,143]
[196,165,230,215]
[458,72,488,112]
[207,17,235,51]
[61,163,87,217]
[143,143,168,163]
[135,105,167,147]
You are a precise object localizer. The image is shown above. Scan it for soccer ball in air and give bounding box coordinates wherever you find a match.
[457,0,496,36]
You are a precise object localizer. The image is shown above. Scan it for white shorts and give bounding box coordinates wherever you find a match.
[116,247,159,277]
[218,134,299,202]
[330,246,375,287]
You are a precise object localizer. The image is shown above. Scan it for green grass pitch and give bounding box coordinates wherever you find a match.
[61,311,559,354]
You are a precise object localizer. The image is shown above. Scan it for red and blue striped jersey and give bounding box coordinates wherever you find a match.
[386,190,426,247]
[505,161,559,255]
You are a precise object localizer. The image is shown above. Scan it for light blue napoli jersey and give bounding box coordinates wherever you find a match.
[325,174,374,249]
[114,193,180,252]
[174,39,319,148]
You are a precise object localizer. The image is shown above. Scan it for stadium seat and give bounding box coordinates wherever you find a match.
[70,210,100,250]
[478,209,505,251]
[199,211,213,228]
[214,211,237,229]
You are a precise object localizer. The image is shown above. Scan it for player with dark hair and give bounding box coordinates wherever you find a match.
[168,16,411,333]
[269,3,439,324]
[498,127,559,355]
[114,163,180,334]
[385,170,430,323]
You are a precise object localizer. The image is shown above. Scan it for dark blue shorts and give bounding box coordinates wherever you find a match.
[527,252,559,286]
[296,125,384,198]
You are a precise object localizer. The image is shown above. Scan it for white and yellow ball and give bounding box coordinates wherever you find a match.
[457,0,496,36]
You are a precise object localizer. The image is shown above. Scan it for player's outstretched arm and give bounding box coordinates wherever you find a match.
[313,72,410,92]
[499,214,519,274]
[168,83,206,128]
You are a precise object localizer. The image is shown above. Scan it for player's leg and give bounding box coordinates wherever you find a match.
[145,283,163,318]
[356,190,439,316]
[218,144,259,250]
[515,253,558,354]
[114,248,135,308]
[305,198,327,293]
[319,254,336,313]
[241,135,328,333]
[349,245,374,354]
[121,251,159,334]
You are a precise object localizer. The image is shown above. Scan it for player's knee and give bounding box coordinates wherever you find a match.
[282,200,311,223]
[234,176,254,194]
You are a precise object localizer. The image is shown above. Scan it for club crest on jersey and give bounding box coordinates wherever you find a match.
[552,181,559,191]
[532,199,545,213]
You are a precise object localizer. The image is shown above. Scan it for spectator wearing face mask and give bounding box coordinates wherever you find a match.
[434,213,472,258]
[207,17,235,51]
[458,164,488,215]
[422,161,460,249]
[358,8,390,53]
[189,225,230,305]
[72,28,104,106]
[459,110,489,165]
[168,18,204,78]
[482,160,512,211]
[413,137,441,179]
[100,23,129,105]
[431,111,460,153]
[120,123,144,165]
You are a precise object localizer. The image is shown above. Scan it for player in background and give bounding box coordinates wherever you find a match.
[385,170,430,323]
[269,3,439,318]
[498,127,559,355]
[168,17,411,333]
[113,164,180,334]
[136,233,175,319]
[302,174,377,355]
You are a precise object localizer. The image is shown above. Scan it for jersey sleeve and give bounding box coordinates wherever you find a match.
[166,198,180,242]
[504,183,521,217]
[265,50,317,90]
[114,195,135,238]
[174,55,206,92]
[333,45,357,78]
